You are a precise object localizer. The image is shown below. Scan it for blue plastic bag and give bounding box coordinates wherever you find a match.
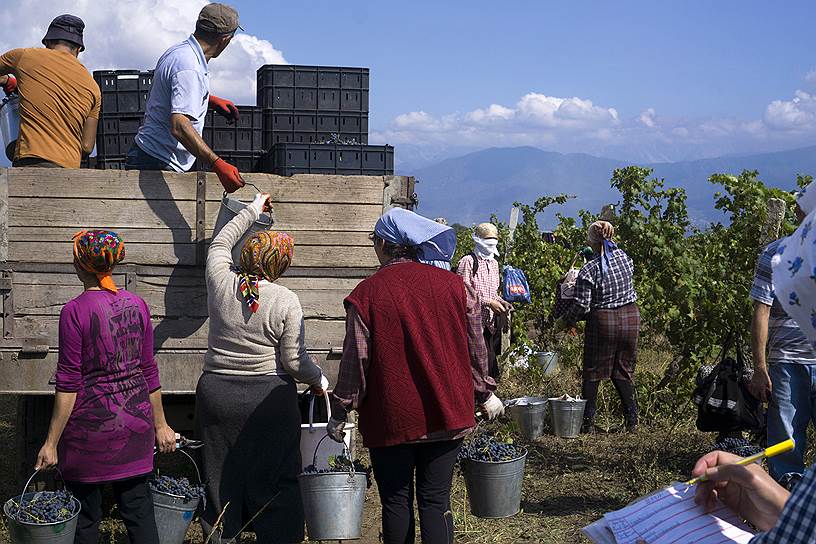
[502,265,531,303]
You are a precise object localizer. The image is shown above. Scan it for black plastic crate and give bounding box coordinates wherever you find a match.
[194,151,264,174]
[202,106,263,154]
[262,110,368,148]
[96,114,143,157]
[94,70,153,115]
[257,65,369,112]
[261,143,393,176]
[93,156,128,170]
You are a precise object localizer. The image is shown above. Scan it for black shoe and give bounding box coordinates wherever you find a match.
[581,421,596,434]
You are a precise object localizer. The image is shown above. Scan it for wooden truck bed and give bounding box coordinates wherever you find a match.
[0,168,416,394]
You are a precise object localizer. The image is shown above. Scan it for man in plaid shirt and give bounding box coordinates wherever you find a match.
[692,450,816,543]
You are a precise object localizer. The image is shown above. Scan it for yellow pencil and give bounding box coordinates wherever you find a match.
[685,438,795,486]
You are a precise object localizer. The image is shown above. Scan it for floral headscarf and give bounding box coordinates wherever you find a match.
[238,231,294,312]
[72,230,125,293]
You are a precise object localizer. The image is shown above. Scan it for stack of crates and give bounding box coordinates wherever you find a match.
[82,64,393,176]
[257,64,394,176]
[90,70,153,169]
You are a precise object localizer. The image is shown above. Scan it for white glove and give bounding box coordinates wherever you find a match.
[248,192,270,214]
[481,393,505,420]
[309,373,330,396]
[327,417,346,443]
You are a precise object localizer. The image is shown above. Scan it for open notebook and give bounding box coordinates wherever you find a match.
[583,484,755,544]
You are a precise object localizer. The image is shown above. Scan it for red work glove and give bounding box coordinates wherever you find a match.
[213,157,245,193]
[209,95,240,124]
[2,75,17,95]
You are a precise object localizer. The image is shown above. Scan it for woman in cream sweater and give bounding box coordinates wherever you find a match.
[196,192,328,543]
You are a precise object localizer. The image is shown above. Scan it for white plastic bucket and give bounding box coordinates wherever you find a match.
[211,193,274,265]
[300,394,354,471]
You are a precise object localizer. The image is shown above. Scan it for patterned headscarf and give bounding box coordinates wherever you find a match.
[72,230,125,293]
[237,231,294,312]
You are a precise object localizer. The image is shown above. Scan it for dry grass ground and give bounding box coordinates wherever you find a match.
[0,343,810,543]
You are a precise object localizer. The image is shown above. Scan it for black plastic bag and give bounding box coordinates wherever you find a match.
[693,334,765,433]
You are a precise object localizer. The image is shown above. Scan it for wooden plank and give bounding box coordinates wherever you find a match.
[13,282,349,319]
[204,202,382,232]
[8,168,395,205]
[0,168,8,262]
[10,197,197,229]
[8,168,196,200]
[0,351,342,394]
[10,227,373,247]
[8,241,377,267]
[9,198,379,232]
[9,314,345,351]
[204,173,387,204]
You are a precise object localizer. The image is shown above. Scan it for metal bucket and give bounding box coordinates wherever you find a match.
[462,451,527,518]
[506,397,549,440]
[549,398,587,438]
[211,192,274,265]
[0,94,20,161]
[298,472,367,540]
[3,469,81,544]
[300,393,355,471]
[152,449,203,544]
[535,351,560,375]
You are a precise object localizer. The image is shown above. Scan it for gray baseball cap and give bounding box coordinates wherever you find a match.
[196,3,243,34]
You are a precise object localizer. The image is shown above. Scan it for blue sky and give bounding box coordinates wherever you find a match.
[3,1,816,167]
[235,0,814,121]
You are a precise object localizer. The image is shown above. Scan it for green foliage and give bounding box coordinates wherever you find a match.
[470,166,805,420]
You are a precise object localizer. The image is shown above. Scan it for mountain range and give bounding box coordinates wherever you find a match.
[403,145,816,227]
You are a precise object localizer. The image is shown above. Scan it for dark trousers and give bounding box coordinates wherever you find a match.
[582,378,638,427]
[66,475,159,544]
[125,144,175,171]
[12,157,61,167]
[484,326,502,381]
[369,439,463,544]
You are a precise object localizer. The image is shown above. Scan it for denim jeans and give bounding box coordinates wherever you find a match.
[124,144,175,171]
[767,363,816,479]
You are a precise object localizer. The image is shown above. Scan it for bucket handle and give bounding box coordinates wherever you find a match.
[307,392,332,429]
[311,433,352,474]
[221,182,262,199]
[153,448,206,511]
[18,467,67,508]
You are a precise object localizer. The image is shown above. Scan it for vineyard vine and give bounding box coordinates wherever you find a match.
[450,167,810,420]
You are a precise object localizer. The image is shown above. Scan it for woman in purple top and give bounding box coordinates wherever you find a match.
[34,230,176,544]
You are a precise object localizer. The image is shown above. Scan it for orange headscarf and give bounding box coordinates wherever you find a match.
[72,230,126,293]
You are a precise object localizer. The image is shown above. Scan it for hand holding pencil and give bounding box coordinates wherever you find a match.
[690,439,794,533]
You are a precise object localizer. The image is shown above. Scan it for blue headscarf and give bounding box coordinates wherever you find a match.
[374,208,456,269]
[588,221,617,281]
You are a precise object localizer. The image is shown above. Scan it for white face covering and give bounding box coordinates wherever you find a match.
[473,234,499,260]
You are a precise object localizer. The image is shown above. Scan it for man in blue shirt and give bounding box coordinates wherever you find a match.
[126,3,244,193]
[749,188,816,481]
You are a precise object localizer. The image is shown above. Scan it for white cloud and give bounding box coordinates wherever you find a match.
[763,90,816,131]
[376,79,816,164]
[0,0,286,104]
[639,108,656,128]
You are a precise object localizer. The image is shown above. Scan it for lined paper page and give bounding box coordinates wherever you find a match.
[601,485,754,544]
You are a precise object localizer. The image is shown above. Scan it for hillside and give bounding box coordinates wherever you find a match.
[407,145,816,226]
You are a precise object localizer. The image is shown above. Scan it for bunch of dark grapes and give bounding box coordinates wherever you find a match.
[711,437,763,458]
[302,455,373,487]
[149,475,205,500]
[8,490,76,524]
[459,433,526,463]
